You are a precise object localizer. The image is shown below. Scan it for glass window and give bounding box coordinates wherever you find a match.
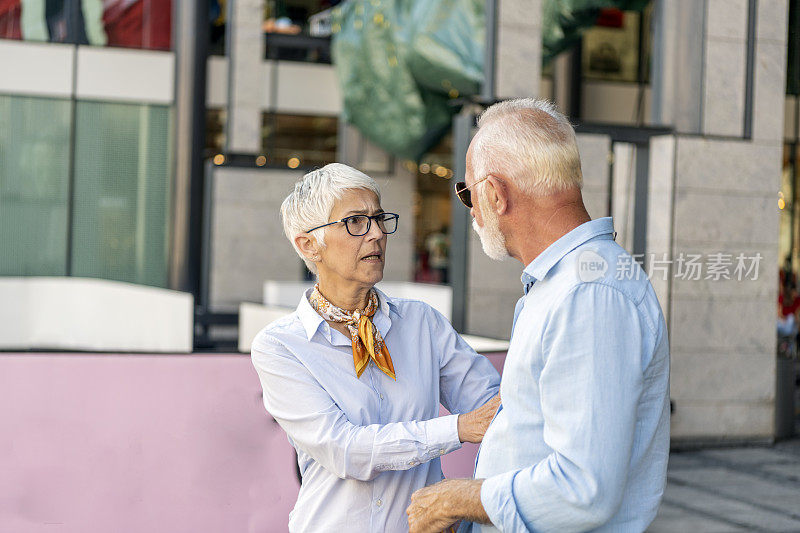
[581,7,650,83]
[0,0,172,50]
[411,134,454,285]
[261,113,337,169]
[70,101,172,287]
[206,108,226,157]
[0,95,72,276]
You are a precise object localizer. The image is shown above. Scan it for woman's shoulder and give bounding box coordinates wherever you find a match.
[379,292,438,318]
[251,312,304,354]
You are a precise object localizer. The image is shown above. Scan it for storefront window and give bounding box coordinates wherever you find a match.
[206,108,226,157]
[412,134,455,285]
[209,0,337,60]
[0,0,172,50]
[261,112,337,169]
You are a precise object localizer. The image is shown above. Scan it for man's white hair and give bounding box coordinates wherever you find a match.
[281,163,381,275]
[470,98,583,196]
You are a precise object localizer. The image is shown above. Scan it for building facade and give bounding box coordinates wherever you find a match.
[1,0,796,442]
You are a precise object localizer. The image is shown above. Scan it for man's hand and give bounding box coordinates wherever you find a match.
[407,479,488,533]
[457,394,501,443]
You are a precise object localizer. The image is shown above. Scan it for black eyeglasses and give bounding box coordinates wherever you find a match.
[454,176,490,208]
[306,213,399,236]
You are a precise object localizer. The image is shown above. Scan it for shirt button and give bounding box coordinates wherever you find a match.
[376,499,383,507]
[379,393,384,400]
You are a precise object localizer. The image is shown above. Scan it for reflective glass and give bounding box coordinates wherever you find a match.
[70,101,172,287]
[0,95,71,275]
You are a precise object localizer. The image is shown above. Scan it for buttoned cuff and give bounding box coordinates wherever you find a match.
[480,469,525,532]
[425,414,462,459]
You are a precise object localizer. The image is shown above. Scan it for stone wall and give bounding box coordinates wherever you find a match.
[647,0,787,440]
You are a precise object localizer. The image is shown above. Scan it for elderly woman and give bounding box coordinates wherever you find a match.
[251,163,501,532]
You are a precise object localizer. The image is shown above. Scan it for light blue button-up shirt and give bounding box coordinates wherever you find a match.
[471,217,670,533]
[251,288,500,532]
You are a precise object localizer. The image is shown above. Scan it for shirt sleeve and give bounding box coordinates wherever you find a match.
[480,283,649,532]
[428,307,501,414]
[251,333,462,482]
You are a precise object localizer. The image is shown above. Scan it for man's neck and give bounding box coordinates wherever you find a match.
[505,192,591,267]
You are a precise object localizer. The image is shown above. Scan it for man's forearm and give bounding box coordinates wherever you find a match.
[407,478,493,533]
[447,479,492,524]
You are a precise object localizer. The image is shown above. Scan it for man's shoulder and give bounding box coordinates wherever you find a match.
[553,239,651,305]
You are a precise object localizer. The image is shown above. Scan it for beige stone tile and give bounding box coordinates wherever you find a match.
[498,0,541,29]
[702,40,746,137]
[496,23,541,99]
[668,244,777,298]
[669,400,774,438]
[672,191,779,246]
[756,0,789,43]
[669,351,775,401]
[752,41,788,143]
[669,295,775,352]
[706,0,748,40]
[465,287,518,339]
[675,137,781,194]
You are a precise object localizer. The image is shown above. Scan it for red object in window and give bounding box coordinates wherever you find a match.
[103,0,172,50]
[595,8,624,28]
[0,0,22,40]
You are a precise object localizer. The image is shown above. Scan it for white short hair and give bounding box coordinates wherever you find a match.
[470,98,583,196]
[280,163,381,274]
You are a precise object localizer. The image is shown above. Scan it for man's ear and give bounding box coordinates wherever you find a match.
[295,233,321,262]
[486,174,509,215]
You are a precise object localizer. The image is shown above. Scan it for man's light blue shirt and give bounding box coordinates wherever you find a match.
[251,289,500,532]
[472,217,670,533]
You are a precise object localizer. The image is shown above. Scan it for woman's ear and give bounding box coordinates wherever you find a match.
[295,233,321,262]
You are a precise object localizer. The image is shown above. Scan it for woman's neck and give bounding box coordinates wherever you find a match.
[317,278,372,311]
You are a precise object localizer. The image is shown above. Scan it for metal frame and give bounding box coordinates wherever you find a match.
[743,0,758,139]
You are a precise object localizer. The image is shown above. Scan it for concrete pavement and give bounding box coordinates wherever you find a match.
[648,440,800,532]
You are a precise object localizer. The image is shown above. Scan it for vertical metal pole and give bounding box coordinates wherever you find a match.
[632,144,650,256]
[170,1,208,299]
[65,44,79,276]
[450,0,498,331]
[742,0,758,139]
[481,0,497,102]
[449,110,474,332]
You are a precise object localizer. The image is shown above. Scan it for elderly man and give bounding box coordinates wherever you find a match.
[406,99,670,533]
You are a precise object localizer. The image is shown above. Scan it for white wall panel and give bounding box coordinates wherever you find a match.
[76,47,174,104]
[0,41,73,98]
[272,61,341,115]
[0,277,193,352]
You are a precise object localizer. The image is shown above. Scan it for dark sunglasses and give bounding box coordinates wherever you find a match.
[306,212,399,237]
[454,176,490,208]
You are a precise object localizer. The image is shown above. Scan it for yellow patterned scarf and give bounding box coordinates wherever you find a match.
[309,285,396,380]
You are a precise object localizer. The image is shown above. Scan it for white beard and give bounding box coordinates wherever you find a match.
[472,202,509,261]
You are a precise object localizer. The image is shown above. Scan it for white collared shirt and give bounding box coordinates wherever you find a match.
[251,288,500,532]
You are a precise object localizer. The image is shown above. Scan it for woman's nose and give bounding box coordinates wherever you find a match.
[365,218,383,240]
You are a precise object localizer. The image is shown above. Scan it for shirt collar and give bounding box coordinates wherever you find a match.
[521,217,615,291]
[295,286,402,341]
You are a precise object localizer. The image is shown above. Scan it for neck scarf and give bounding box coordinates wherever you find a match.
[309,285,396,380]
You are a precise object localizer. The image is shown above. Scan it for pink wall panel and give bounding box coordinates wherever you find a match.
[0,353,298,533]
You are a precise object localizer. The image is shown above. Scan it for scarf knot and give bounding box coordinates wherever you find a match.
[309,285,396,380]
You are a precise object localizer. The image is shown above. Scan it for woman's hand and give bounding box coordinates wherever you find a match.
[457,395,501,443]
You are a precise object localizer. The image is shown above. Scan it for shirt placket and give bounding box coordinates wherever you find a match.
[367,366,386,530]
